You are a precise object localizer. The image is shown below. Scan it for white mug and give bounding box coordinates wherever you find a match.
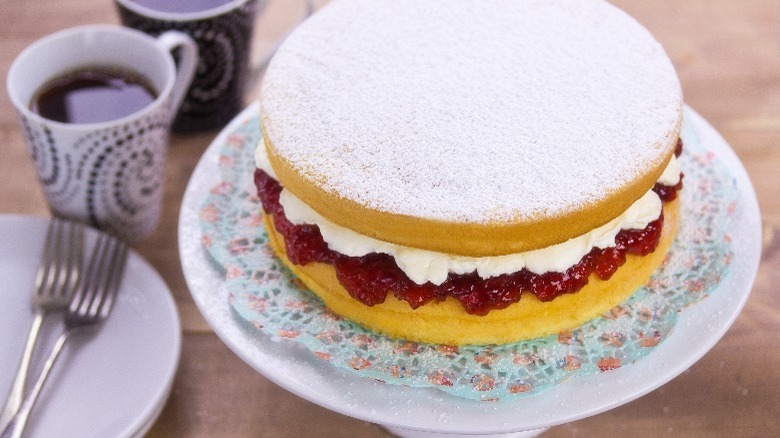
[7,25,198,242]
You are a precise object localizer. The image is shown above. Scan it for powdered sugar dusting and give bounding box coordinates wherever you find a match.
[260,0,682,223]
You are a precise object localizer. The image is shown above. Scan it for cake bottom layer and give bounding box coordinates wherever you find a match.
[262,198,679,346]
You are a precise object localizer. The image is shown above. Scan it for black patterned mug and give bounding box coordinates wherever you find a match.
[7,25,198,242]
[115,0,313,133]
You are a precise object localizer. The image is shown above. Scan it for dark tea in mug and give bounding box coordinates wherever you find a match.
[129,0,234,13]
[30,66,157,124]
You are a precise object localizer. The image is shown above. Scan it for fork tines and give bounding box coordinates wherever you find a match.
[33,219,84,309]
[68,233,129,322]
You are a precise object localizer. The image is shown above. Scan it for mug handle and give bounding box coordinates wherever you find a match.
[155,31,199,113]
[245,0,315,92]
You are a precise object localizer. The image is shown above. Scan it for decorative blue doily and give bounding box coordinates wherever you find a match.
[198,114,735,401]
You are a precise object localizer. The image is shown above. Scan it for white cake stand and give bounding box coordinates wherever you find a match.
[178,103,760,436]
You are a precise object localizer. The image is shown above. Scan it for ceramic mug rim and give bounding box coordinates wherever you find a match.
[115,0,258,22]
[6,24,178,132]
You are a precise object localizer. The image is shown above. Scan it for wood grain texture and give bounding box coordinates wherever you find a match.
[0,0,777,436]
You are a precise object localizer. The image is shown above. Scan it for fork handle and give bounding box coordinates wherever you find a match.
[0,310,45,432]
[1,330,71,438]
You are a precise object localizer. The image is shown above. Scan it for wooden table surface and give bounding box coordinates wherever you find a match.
[2,1,778,436]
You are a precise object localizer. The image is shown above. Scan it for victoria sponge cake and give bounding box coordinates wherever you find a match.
[253,0,684,345]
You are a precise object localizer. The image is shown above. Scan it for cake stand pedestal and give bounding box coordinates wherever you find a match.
[385,426,548,438]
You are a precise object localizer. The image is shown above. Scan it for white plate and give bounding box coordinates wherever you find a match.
[179,103,761,435]
[0,215,180,438]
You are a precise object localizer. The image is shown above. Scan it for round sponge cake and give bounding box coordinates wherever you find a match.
[260,0,683,257]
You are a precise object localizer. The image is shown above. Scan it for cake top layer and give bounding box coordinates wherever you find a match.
[260,0,682,255]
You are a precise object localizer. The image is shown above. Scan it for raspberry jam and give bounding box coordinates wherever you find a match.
[653,138,684,202]
[254,140,682,315]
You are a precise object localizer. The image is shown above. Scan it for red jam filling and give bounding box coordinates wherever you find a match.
[653,138,684,202]
[254,140,683,315]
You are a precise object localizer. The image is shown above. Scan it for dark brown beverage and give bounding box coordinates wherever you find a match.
[129,0,234,13]
[31,66,157,124]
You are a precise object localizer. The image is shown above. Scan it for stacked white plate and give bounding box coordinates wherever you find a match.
[0,215,180,438]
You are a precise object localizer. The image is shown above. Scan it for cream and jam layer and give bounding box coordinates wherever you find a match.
[256,139,681,286]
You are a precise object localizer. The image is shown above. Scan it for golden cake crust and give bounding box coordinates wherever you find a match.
[265,132,680,257]
[260,0,684,256]
[262,198,679,346]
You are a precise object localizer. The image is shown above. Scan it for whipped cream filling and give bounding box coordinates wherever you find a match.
[658,153,681,186]
[256,139,679,285]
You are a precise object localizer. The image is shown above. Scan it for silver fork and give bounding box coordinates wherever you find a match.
[0,219,84,432]
[1,232,128,438]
